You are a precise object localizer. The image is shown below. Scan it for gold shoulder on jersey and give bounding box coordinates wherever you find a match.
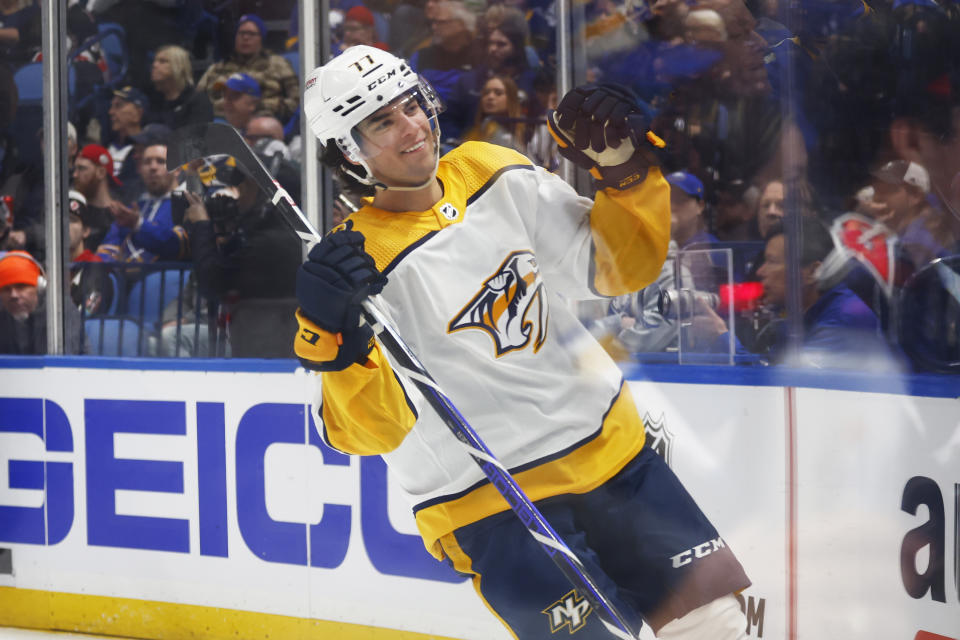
[330,211,438,273]
[330,142,534,273]
[440,141,534,202]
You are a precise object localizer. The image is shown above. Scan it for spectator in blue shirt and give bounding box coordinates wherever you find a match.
[96,142,188,263]
[754,220,897,369]
[689,218,900,368]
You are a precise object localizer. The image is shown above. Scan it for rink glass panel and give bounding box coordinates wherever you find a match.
[25,1,960,371]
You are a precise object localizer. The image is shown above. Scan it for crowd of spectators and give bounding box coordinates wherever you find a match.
[0,0,958,373]
[579,0,960,374]
[0,0,307,358]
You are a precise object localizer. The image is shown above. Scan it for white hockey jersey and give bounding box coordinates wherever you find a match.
[307,142,670,559]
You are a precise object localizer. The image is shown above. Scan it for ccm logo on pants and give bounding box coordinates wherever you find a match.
[670,537,726,568]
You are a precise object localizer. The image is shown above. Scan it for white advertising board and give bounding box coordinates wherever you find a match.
[0,366,502,639]
[0,364,957,639]
[794,387,959,639]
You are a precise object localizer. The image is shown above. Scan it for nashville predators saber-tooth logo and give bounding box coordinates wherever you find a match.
[542,589,593,634]
[448,250,548,356]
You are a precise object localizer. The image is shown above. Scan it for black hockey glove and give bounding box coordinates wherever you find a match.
[546,83,666,190]
[295,229,387,371]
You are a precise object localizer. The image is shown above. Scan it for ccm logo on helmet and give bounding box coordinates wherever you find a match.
[368,68,398,92]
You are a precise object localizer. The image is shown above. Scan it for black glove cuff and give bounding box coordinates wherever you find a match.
[300,323,375,372]
[596,159,651,191]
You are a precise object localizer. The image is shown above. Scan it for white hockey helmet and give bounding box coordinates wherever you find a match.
[303,45,443,186]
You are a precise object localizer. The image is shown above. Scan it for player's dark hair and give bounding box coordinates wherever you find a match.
[320,140,376,198]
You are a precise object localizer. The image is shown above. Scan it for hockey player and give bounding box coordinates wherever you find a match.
[295,45,750,639]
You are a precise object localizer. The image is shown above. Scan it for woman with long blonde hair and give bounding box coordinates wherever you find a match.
[147,44,213,129]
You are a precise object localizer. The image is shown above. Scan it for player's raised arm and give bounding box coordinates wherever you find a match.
[548,83,672,296]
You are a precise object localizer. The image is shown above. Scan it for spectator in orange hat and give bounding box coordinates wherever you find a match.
[0,250,84,354]
[0,251,42,322]
[339,6,388,52]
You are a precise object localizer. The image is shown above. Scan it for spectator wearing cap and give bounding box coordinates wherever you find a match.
[67,190,101,263]
[870,160,931,233]
[115,123,174,202]
[0,250,45,354]
[197,14,299,123]
[215,73,262,133]
[67,190,117,318]
[72,144,125,246]
[96,142,188,264]
[666,170,717,249]
[339,6,388,52]
[108,86,148,187]
[147,44,214,131]
[869,159,953,280]
[0,250,84,355]
[665,170,721,294]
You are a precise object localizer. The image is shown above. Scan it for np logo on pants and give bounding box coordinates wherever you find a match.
[542,589,592,634]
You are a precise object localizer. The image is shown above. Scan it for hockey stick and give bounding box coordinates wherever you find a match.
[167,122,639,640]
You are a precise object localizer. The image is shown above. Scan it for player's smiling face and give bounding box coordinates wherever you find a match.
[354,92,437,188]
